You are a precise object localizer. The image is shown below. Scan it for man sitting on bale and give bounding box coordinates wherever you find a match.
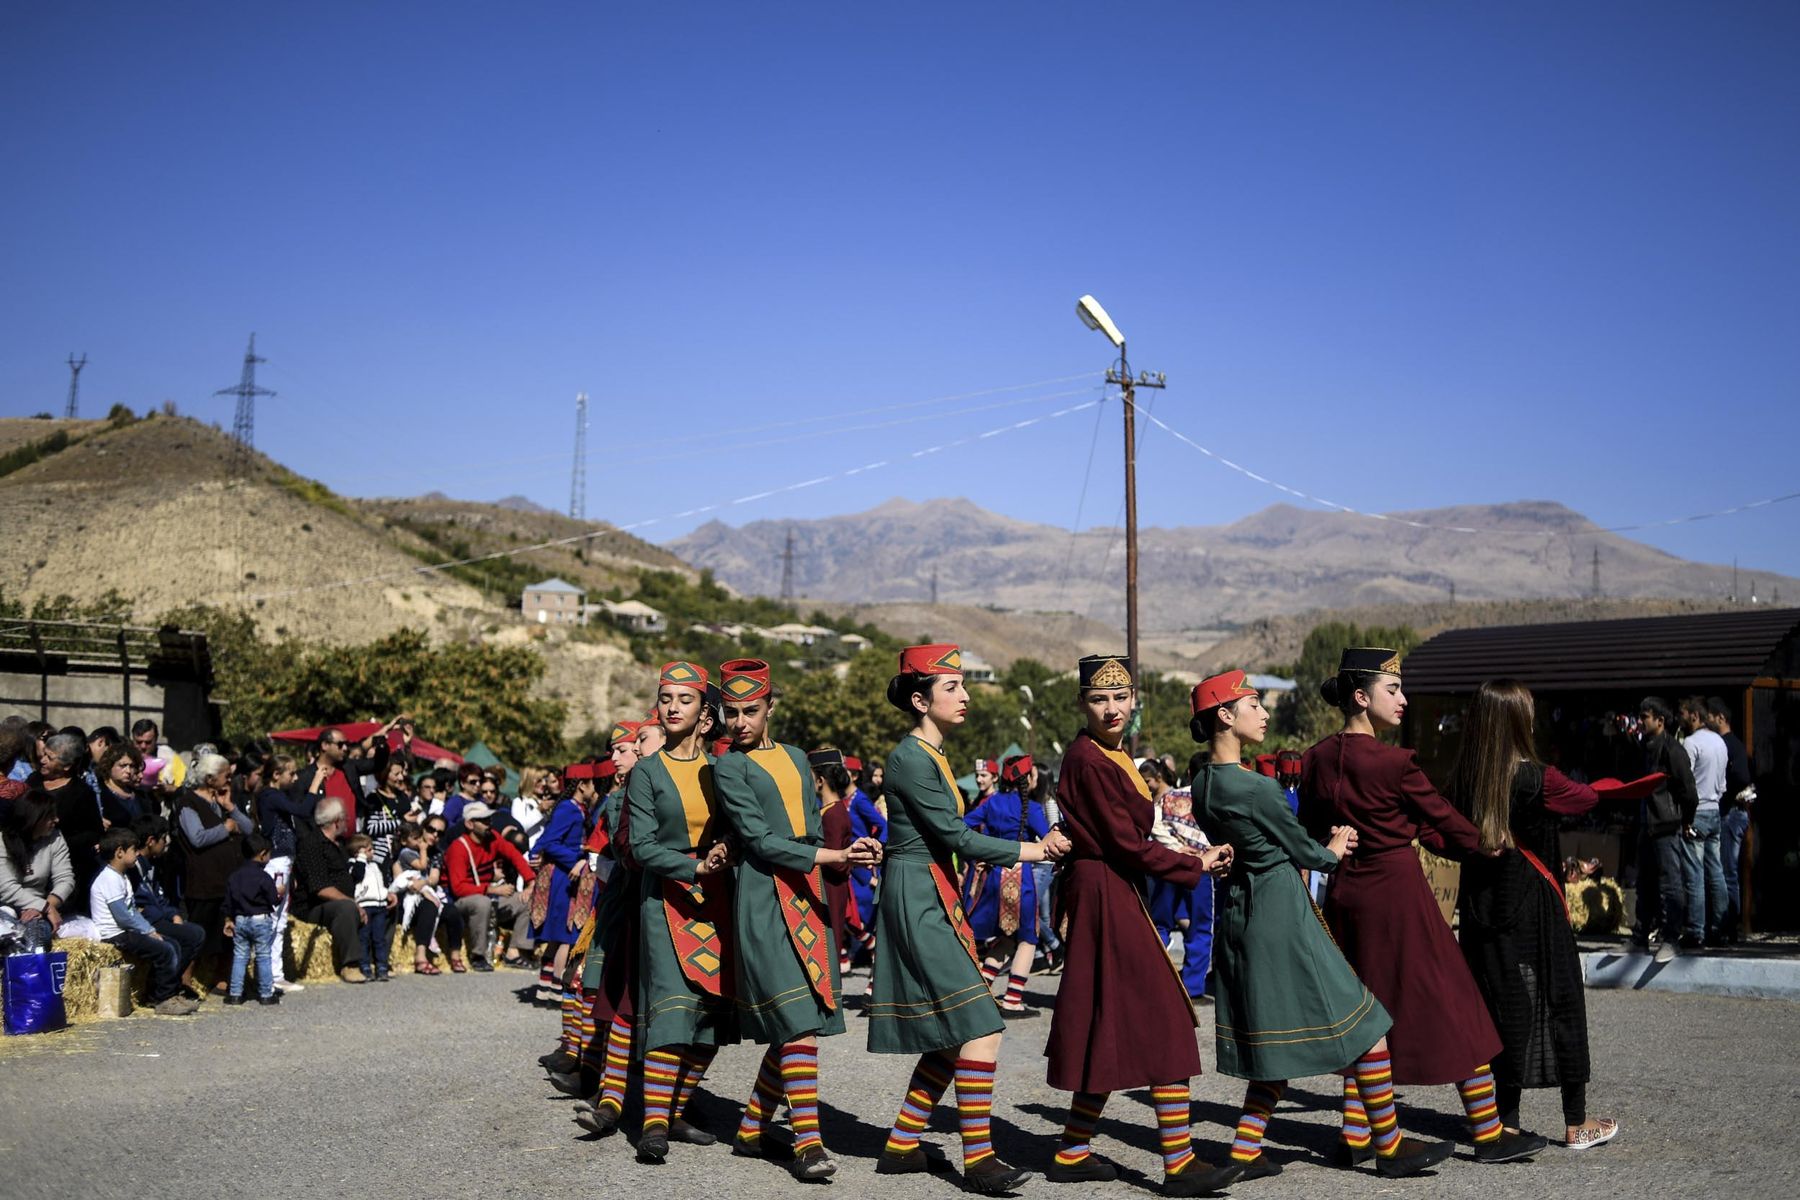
[291,798,368,984]
[445,801,536,972]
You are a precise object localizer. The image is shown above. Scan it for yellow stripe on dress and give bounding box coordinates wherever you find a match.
[751,746,808,838]
[661,752,715,848]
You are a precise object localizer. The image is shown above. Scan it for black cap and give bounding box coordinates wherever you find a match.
[807,748,845,771]
[1338,647,1402,676]
[1077,654,1133,690]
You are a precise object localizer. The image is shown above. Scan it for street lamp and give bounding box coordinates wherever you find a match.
[1075,295,1164,751]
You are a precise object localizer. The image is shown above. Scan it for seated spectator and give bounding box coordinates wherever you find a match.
[346,833,395,983]
[97,741,153,830]
[363,760,409,869]
[411,774,440,819]
[176,752,255,993]
[90,828,198,1016]
[444,801,535,971]
[223,834,281,1006]
[0,789,73,945]
[388,832,440,976]
[10,720,52,783]
[442,762,484,830]
[128,815,204,999]
[31,730,104,911]
[84,726,121,796]
[292,797,368,984]
[420,816,467,972]
[0,721,31,813]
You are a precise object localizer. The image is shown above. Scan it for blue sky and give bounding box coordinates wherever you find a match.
[4,3,1798,579]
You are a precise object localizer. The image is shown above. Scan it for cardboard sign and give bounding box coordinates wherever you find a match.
[1417,845,1460,927]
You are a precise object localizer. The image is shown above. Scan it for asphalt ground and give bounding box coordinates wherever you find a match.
[2,964,1795,1200]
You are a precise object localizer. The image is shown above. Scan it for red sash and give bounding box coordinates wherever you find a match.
[528,869,553,930]
[930,859,981,969]
[774,866,836,1011]
[664,876,733,998]
[1519,847,1570,919]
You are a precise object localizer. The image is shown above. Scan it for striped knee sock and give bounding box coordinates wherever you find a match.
[885,1053,954,1157]
[673,1044,717,1121]
[642,1047,683,1136]
[1352,1051,1402,1157]
[736,1048,784,1146]
[558,984,585,1052]
[980,959,1002,986]
[782,1042,823,1155]
[597,1014,633,1116]
[953,1058,998,1169]
[1002,972,1028,1006]
[1230,1080,1286,1162]
[1340,1073,1371,1150]
[1458,1065,1501,1143]
[1151,1081,1196,1175]
[1054,1091,1109,1166]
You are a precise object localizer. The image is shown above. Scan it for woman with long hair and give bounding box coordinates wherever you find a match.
[627,663,739,1164]
[1042,655,1239,1197]
[1189,670,1450,1180]
[0,789,73,945]
[1300,649,1544,1165]
[868,644,1068,1195]
[1445,679,1620,1151]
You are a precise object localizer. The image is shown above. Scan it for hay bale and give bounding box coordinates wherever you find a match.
[286,913,425,980]
[1566,877,1626,934]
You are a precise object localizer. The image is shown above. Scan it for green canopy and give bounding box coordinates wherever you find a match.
[461,740,519,796]
[955,740,1028,800]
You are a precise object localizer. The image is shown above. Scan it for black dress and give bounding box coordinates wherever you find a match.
[1454,762,1593,1091]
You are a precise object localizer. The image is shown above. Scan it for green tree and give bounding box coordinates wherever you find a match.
[1275,621,1420,744]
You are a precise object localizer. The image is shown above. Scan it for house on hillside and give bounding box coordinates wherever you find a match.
[593,598,666,635]
[961,650,997,685]
[523,578,585,626]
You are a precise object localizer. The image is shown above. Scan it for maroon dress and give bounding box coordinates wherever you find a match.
[819,797,854,954]
[1047,731,1208,1094]
[1300,732,1503,1086]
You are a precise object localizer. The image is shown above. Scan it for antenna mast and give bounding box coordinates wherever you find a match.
[569,393,589,520]
[780,527,796,602]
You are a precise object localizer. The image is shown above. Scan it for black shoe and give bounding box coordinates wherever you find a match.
[375,971,391,983]
[1376,1138,1455,1178]
[1335,1141,1376,1169]
[1162,1158,1244,1197]
[257,993,281,1006]
[223,994,248,1006]
[539,1048,578,1072]
[669,1118,717,1146]
[963,1156,1031,1194]
[788,1147,838,1181]
[637,1129,669,1164]
[1233,1153,1282,1182]
[574,1104,620,1137]
[1678,934,1705,951]
[876,1148,930,1175]
[1474,1130,1548,1163]
[1044,1154,1119,1183]
[546,1070,589,1098]
[498,955,530,970]
[471,958,495,973]
[733,1128,796,1161]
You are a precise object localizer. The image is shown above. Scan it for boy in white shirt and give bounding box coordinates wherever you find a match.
[347,834,396,982]
[90,829,198,1016]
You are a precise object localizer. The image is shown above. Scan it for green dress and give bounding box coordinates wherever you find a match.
[713,743,847,1045]
[867,734,1021,1055]
[1193,761,1391,1081]
[627,749,740,1053]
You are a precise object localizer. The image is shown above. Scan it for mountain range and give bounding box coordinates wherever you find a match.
[670,497,1799,631]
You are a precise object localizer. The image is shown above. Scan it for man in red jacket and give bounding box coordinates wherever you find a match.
[447,802,537,971]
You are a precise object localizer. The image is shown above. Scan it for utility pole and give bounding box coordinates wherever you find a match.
[1105,356,1166,711]
[930,565,939,606]
[1448,579,1456,604]
[569,393,589,521]
[215,333,275,453]
[1732,558,1740,603]
[1591,545,1601,600]
[64,354,87,419]
[780,527,796,602]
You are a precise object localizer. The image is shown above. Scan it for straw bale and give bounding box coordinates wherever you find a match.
[1566,877,1626,934]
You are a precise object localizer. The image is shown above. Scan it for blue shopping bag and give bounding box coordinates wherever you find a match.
[3,951,69,1035]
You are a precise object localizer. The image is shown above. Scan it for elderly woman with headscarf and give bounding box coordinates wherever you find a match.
[176,752,256,991]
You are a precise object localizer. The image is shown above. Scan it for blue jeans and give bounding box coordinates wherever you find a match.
[1679,810,1727,940]
[230,914,277,999]
[1721,807,1751,933]
[1635,829,1686,944]
[1150,876,1215,998]
[359,905,391,977]
[1032,862,1059,953]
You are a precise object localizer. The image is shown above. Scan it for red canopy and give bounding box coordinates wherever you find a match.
[267,721,464,765]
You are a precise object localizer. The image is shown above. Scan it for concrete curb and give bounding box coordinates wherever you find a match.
[1582,949,1800,1000]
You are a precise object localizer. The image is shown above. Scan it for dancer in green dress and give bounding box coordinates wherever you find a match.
[870,643,1070,1195]
[1189,670,1451,1181]
[627,661,738,1164]
[712,658,884,1181]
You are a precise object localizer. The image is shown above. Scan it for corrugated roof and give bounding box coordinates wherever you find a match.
[1404,607,1800,693]
[524,577,583,594]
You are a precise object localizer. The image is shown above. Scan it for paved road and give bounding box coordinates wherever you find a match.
[2,967,1793,1200]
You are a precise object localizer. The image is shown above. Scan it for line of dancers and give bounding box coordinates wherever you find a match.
[523,642,1617,1193]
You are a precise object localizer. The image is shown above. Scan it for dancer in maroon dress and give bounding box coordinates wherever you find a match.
[1300,648,1547,1167]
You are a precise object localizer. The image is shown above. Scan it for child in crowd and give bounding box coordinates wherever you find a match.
[128,815,206,1000]
[257,754,304,994]
[90,829,198,1016]
[348,833,395,982]
[223,833,282,1006]
[387,839,435,974]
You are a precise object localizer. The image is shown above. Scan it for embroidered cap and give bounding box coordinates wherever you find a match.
[978,758,998,777]
[1001,754,1033,786]
[808,748,845,772]
[1190,669,1259,715]
[1078,654,1133,690]
[1338,647,1402,676]
[608,719,640,746]
[660,661,710,691]
[719,658,773,703]
[844,755,863,773]
[564,762,601,781]
[897,643,963,676]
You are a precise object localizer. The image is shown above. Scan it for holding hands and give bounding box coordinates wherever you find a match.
[1326,824,1359,860]
[846,836,884,867]
[696,842,733,876]
[1200,843,1234,875]
[1023,828,1073,863]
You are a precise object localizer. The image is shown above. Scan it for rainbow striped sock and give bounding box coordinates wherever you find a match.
[1054,1091,1108,1166]
[673,1044,717,1121]
[1152,1081,1196,1175]
[597,1014,633,1116]
[736,1048,784,1145]
[1353,1050,1402,1157]
[1230,1080,1285,1162]
[641,1047,683,1135]
[558,984,584,1052]
[885,1053,954,1156]
[1458,1065,1501,1143]
[1340,1073,1371,1149]
[782,1042,823,1155]
[1003,972,1028,1006]
[954,1059,998,1169]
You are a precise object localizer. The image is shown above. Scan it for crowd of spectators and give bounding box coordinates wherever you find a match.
[0,712,577,1019]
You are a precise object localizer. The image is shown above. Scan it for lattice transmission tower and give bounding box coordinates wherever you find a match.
[65,353,87,418]
[215,334,275,452]
[570,393,589,520]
